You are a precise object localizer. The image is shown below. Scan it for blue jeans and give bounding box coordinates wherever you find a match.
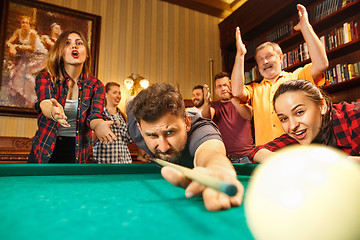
[227,155,251,163]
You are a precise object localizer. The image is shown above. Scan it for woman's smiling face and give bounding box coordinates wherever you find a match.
[275,91,326,144]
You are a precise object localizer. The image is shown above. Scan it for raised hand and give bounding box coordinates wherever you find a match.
[203,84,212,103]
[294,4,310,31]
[235,27,247,56]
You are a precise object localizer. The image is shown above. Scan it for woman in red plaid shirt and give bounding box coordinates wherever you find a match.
[28,31,116,163]
[250,79,360,163]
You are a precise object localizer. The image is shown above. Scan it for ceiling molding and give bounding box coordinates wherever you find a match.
[161,0,247,19]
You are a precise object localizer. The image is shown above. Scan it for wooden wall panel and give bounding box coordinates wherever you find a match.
[0,0,222,137]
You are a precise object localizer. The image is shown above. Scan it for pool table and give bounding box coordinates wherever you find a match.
[0,163,257,240]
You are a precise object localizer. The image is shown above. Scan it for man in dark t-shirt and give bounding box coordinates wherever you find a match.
[126,83,244,212]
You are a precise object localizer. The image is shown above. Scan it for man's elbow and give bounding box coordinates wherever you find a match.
[233,91,248,103]
[319,59,329,73]
[316,56,329,73]
[232,89,245,99]
[232,91,241,99]
[312,60,329,84]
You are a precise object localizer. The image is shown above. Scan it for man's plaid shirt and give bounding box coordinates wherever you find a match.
[249,102,360,162]
[92,108,132,163]
[31,69,105,163]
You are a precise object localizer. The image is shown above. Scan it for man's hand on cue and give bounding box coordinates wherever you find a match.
[161,166,244,211]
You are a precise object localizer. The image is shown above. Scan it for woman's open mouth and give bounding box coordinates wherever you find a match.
[293,129,307,140]
[71,50,79,58]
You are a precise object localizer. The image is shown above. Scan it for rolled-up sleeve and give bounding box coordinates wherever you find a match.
[87,80,105,126]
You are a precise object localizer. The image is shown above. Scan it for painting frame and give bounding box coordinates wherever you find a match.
[0,0,101,118]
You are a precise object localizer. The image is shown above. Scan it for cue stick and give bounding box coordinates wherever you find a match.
[152,158,238,197]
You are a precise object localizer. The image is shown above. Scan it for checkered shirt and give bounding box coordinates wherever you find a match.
[249,102,360,162]
[92,108,133,163]
[31,69,105,163]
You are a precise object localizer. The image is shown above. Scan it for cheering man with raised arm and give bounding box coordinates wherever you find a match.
[231,4,328,145]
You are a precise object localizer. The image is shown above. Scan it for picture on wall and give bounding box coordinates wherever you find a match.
[0,0,101,117]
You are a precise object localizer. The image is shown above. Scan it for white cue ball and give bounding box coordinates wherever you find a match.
[245,145,360,240]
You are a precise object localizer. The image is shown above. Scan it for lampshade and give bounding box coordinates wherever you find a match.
[124,73,149,95]
[140,79,149,89]
[124,78,134,90]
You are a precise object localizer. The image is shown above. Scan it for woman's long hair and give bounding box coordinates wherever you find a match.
[44,30,92,84]
[273,79,336,147]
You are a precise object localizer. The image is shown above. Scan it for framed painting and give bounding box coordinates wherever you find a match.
[0,0,101,117]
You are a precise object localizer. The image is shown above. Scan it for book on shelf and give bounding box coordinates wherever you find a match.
[303,42,309,60]
[310,0,354,23]
[323,61,360,87]
[244,72,250,84]
[281,42,310,70]
[355,21,359,39]
[320,35,326,48]
[281,52,288,69]
[336,64,342,82]
[266,21,294,43]
[354,62,359,77]
[312,19,358,52]
[245,66,261,84]
[343,22,350,43]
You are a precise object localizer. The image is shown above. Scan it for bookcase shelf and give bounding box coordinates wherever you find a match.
[322,76,360,93]
[311,0,360,32]
[219,0,360,103]
[284,38,360,72]
[327,38,360,59]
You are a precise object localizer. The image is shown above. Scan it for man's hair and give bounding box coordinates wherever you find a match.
[192,85,204,92]
[214,72,230,82]
[255,42,283,60]
[130,83,185,123]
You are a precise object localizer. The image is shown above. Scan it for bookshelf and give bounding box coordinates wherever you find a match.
[219,0,360,103]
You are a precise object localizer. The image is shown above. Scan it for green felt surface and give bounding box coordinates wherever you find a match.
[0,164,255,240]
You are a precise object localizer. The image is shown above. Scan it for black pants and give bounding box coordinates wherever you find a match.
[28,136,76,163]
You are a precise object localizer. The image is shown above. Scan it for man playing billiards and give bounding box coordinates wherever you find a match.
[127,83,244,211]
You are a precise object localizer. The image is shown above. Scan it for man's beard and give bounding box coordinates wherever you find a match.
[193,98,204,108]
[154,145,186,164]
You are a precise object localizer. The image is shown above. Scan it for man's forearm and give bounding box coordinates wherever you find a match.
[194,139,234,172]
[201,102,213,119]
[231,53,248,102]
[230,98,252,121]
[253,149,274,163]
[301,23,328,80]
